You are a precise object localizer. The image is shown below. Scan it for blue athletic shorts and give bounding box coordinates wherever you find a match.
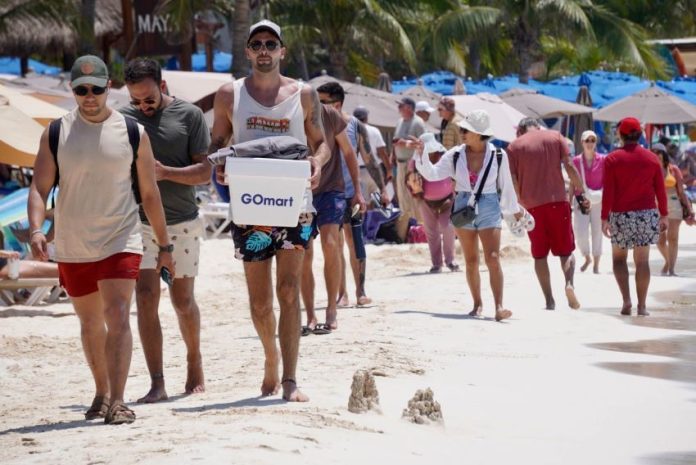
[313,190,346,229]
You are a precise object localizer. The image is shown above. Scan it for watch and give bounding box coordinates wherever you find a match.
[158,244,174,253]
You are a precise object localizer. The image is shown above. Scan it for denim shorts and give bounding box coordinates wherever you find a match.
[452,192,502,230]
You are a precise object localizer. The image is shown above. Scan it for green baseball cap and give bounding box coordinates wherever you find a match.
[70,55,109,89]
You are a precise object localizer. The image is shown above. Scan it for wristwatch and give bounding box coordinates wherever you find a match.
[158,244,174,253]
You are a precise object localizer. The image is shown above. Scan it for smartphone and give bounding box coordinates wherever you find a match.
[160,266,174,286]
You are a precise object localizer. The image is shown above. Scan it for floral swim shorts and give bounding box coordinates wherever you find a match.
[231,213,315,262]
[608,208,659,249]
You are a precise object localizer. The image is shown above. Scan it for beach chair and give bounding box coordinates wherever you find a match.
[0,278,61,306]
[200,202,232,239]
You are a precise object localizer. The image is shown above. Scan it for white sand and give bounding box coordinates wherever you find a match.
[1,224,695,465]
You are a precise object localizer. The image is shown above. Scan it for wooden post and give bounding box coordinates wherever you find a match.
[121,0,135,59]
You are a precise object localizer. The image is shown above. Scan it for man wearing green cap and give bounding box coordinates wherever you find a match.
[28,55,174,424]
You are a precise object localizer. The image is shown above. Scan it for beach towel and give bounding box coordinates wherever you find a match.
[207,136,309,166]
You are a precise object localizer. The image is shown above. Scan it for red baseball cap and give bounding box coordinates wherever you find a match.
[617,117,641,136]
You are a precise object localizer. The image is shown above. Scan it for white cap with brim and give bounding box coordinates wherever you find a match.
[457,109,494,137]
[248,19,282,43]
[419,132,446,154]
[415,101,435,113]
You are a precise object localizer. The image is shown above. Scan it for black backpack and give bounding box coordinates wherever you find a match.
[48,116,141,207]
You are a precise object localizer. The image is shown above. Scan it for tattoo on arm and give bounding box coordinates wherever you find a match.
[208,136,228,155]
[364,156,384,190]
[309,89,324,136]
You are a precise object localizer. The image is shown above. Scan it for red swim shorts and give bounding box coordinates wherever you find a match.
[58,252,142,298]
[527,201,575,259]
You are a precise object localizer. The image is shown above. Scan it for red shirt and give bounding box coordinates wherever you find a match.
[601,143,668,220]
[507,130,569,210]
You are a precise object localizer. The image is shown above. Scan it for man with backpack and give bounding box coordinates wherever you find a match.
[27,55,174,424]
[121,58,211,403]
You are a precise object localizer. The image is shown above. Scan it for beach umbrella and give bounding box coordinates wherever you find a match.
[0,96,45,167]
[453,79,466,95]
[376,72,392,93]
[500,88,594,118]
[400,84,442,103]
[572,85,594,152]
[309,73,403,129]
[449,93,527,142]
[594,85,696,123]
[0,83,67,126]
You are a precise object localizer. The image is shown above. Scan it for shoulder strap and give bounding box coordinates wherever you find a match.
[453,147,463,174]
[124,116,142,204]
[495,147,503,189]
[473,150,496,203]
[48,119,61,209]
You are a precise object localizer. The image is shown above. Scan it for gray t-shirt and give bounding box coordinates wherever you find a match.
[394,115,425,162]
[121,98,210,225]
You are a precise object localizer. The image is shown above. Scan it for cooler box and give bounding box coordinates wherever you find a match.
[225,157,311,227]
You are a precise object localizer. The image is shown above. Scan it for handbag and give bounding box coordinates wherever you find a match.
[579,157,602,205]
[450,148,496,228]
[405,170,424,197]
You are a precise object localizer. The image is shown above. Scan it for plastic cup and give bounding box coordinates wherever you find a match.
[8,258,20,280]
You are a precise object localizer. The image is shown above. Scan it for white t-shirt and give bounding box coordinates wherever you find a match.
[359,124,386,167]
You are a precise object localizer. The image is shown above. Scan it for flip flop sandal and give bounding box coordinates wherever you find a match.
[522,209,535,231]
[84,396,109,420]
[312,323,332,335]
[504,215,526,237]
[104,402,136,425]
[300,326,313,337]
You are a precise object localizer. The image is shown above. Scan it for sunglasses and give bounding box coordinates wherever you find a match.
[320,99,338,105]
[73,85,106,96]
[584,138,597,143]
[248,40,281,52]
[130,97,158,107]
[459,128,469,134]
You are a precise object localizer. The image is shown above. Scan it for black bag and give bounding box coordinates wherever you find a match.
[450,148,497,228]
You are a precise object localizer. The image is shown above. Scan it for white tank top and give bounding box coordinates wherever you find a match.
[232,78,313,212]
[54,109,143,262]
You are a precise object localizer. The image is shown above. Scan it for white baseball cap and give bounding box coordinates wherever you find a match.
[415,100,435,113]
[457,109,494,137]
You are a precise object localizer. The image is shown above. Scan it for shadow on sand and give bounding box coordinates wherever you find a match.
[394,309,498,322]
[172,396,287,414]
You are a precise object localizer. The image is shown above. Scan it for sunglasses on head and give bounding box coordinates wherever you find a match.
[73,85,106,96]
[248,40,280,52]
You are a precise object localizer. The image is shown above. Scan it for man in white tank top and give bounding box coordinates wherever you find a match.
[28,55,174,425]
[210,20,330,402]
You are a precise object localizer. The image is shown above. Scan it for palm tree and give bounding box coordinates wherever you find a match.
[78,0,96,55]
[231,0,250,77]
[269,0,416,80]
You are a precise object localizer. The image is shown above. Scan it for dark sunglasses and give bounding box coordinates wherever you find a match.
[130,97,158,107]
[320,99,338,105]
[73,85,106,96]
[459,127,469,134]
[584,138,597,143]
[248,40,281,52]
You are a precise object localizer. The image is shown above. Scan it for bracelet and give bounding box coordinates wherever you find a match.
[30,229,44,236]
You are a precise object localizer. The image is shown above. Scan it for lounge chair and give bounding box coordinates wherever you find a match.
[0,278,62,306]
[200,202,232,239]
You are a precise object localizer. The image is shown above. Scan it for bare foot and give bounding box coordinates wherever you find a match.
[565,285,580,309]
[357,295,372,306]
[137,384,168,404]
[185,355,205,394]
[580,255,591,272]
[468,304,483,316]
[637,307,650,316]
[282,379,309,402]
[495,309,512,321]
[661,264,669,275]
[620,303,632,316]
[261,357,280,397]
[325,307,338,330]
[337,293,349,307]
[306,316,318,331]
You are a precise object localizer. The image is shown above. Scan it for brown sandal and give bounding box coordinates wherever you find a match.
[84,396,109,420]
[104,402,136,425]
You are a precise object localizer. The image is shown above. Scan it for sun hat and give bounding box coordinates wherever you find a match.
[248,19,282,43]
[581,130,597,142]
[415,101,435,113]
[419,132,446,154]
[70,55,109,89]
[457,109,494,137]
[617,117,641,136]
